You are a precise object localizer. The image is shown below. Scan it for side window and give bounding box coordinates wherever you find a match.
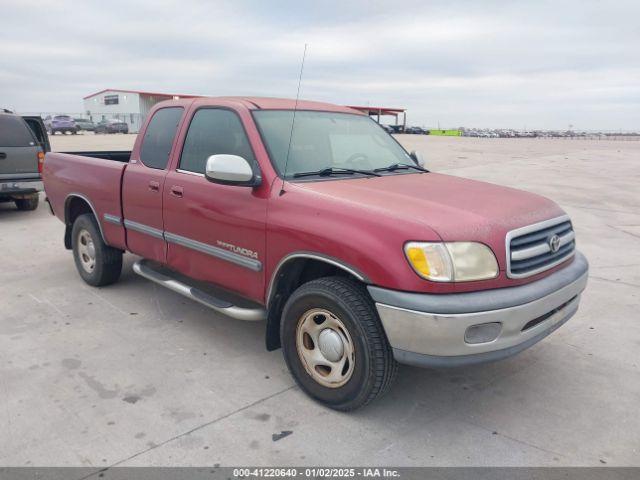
[179,109,255,174]
[0,115,36,147]
[140,107,183,170]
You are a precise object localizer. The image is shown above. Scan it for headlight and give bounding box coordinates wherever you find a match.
[404,242,498,282]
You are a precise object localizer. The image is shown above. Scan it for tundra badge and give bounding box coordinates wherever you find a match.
[216,240,259,259]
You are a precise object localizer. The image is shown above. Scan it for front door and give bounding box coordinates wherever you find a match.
[163,107,267,302]
[122,106,184,262]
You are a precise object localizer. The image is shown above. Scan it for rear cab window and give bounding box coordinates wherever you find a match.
[139,107,184,169]
[0,115,37,147]
[178,108,256,174]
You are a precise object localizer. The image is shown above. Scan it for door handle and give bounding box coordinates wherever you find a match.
[0,152,6,160]
[148,180,160,192]
[170,185,184,198]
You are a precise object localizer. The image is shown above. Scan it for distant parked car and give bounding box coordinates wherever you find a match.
[44,115,77,134]
[380,124,394,134]
[405,126,426,134]
[0,110,49,211]
[388,125,404,134]
[74,118,96,132]
[95,120,129,134]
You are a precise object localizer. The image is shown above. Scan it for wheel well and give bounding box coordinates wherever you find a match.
[63,196,95,249]
[265,257,364,351]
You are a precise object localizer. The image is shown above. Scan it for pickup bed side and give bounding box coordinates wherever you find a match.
[44,152,129,250]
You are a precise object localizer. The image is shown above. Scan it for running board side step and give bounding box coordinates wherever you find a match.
[132,260,266,321]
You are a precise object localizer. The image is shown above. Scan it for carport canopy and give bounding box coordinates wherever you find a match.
[346,105,406,127]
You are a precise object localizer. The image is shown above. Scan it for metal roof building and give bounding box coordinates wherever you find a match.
[82,88,200,133]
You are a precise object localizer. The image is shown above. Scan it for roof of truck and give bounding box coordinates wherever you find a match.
[85,89,365,114]
[189,96,364,114]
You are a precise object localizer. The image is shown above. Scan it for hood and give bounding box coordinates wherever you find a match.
[293,172,565,269]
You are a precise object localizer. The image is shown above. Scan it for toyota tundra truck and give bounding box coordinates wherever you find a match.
[43,97,588,410]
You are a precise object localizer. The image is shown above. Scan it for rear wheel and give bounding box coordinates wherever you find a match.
[281,276,397,411]
[71,214,122,286]
[15,195,39,211]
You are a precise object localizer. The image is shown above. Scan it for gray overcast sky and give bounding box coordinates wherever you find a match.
[1,0,638,130]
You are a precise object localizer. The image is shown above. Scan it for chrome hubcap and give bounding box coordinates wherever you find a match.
[77,229,96,273]
[295,308,355,388]
[318,328,344,362]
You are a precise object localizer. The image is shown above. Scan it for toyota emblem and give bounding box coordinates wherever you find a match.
[549,234,561,253]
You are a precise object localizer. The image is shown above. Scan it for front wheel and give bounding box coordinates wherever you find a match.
[71,214,123,286]
[281,276,397,411]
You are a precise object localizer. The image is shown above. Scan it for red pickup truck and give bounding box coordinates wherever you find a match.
[43,97,588,410]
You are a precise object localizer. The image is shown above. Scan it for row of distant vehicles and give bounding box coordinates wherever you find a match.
[380,125,601,138]
[463,129,597,138]
[43,115,129,135]
[381,125,428,134]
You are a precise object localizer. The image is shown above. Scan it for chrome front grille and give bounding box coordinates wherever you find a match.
[506,215,576,278]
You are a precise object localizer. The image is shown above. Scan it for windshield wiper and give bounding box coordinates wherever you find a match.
[373,163,428,173]
[293,167,381,178]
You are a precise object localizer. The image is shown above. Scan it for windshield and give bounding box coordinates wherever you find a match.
[253,110,414,179]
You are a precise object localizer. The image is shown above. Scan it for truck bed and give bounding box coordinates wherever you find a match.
[43,151,129,249]
[62,150,131,162]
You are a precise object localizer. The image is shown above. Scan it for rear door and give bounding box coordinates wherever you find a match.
[22,116,51,152]
[0,114,41,181]
[122,107,184,262]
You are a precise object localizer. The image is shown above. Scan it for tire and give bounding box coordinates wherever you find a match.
[71,213,122,286]
[281,276,397,411]
[15,195,39,211]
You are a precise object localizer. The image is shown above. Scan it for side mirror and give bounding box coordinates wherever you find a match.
[204,154,260,186]
[410,150,426,168]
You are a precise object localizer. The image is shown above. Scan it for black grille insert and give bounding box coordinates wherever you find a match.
[521,296,577,332]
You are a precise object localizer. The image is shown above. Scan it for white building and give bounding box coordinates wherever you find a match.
[82,89,199,133]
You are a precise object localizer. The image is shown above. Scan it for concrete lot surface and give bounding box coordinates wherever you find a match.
[1,134,639,467]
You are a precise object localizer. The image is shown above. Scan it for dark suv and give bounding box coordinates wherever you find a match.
[95,119,129,134]
[74,118,96,132]
[0,111,49,210]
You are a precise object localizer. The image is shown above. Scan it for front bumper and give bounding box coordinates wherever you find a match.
[0,179,43,195]
[368,251,589,368]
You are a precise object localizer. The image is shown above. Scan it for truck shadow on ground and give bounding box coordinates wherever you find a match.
[0,201,33,216]
[116,253,544,427]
